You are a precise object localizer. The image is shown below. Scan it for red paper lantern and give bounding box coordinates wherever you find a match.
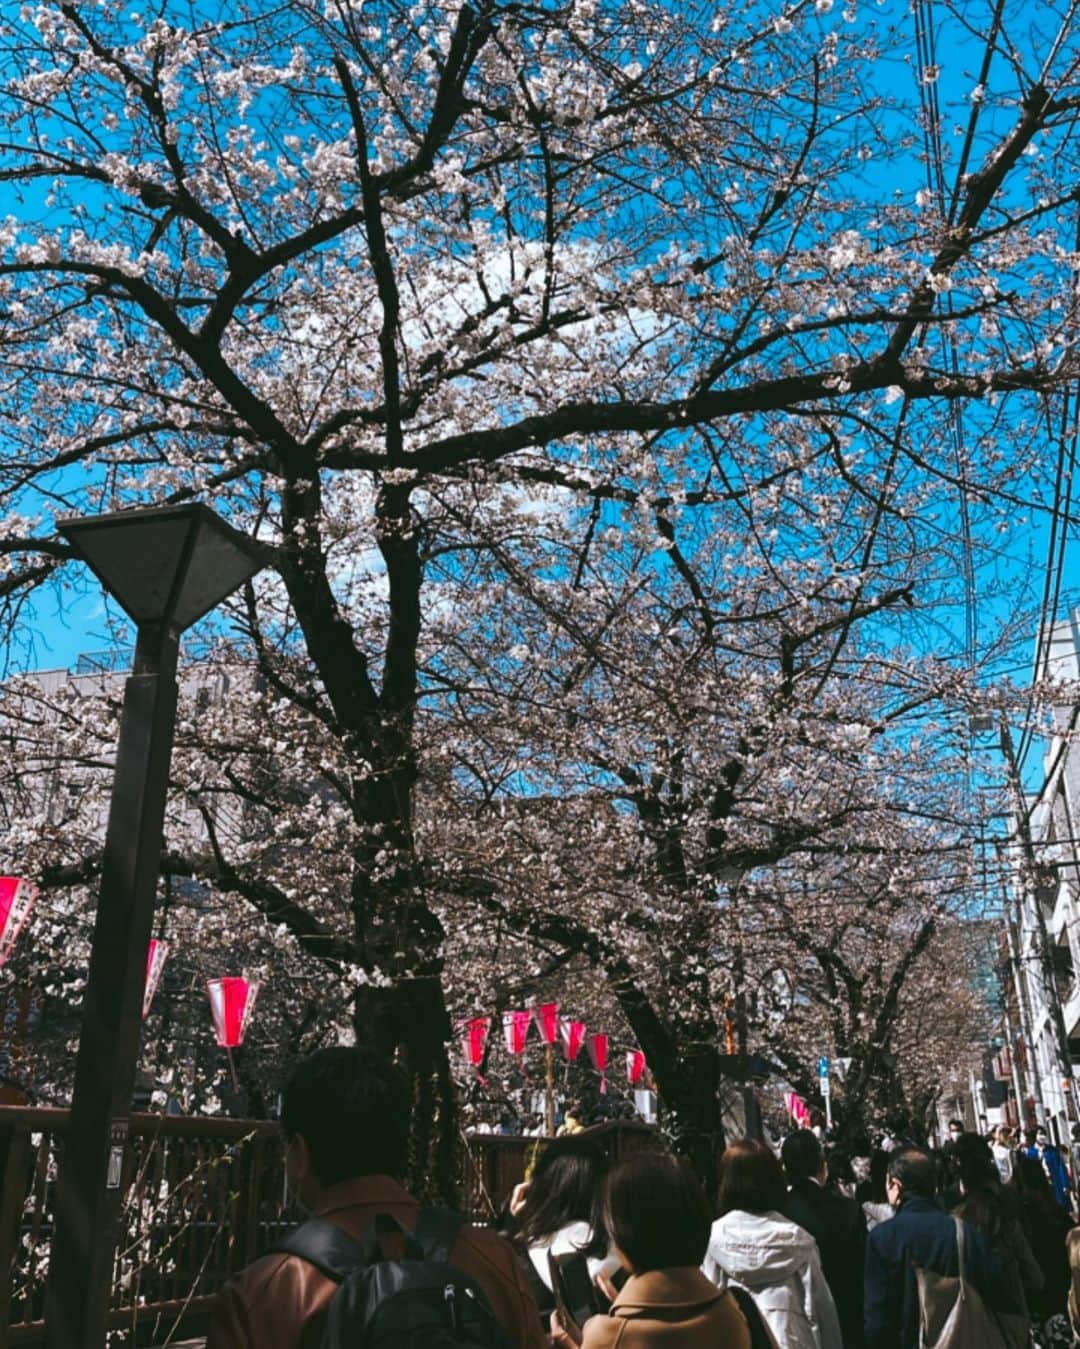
[534,1002,559,1045]
[626,1049,646,1087]
[561,1018,587,1061]
[206,977,259,1049]
[588,1033,609,1093]
[462,1016,490,1069]
[785,1091,811,1126]
[502,1009,531,1055]
[0,876,36,968]
[142,940,169,1019]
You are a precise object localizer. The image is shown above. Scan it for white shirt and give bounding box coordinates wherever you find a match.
[526,1221,616,1290]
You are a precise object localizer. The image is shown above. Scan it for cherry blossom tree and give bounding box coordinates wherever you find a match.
[1,0,1079,1189]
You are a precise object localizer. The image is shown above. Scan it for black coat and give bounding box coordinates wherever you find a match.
[864,1195,1007,1349]
[786,1178,866,1349]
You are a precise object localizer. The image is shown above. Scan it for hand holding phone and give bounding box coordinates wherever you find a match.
[594,1264,629,1309]
[550,1308,583,1347]
[548,1251,597,1341]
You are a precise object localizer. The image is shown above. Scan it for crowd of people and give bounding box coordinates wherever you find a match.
[204,1048,1080,1349]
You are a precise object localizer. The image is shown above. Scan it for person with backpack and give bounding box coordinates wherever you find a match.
[206,1047,547,1349]
[863,1147,1009,1349]
[550,1151,756,1348]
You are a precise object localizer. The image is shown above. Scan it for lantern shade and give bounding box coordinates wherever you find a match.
[588,1033,609,1092]
[59,503,264,632]
[206,977,260,1048]
[626,1050,646,1087]
[142,940,169,1020]
[534,1002,559,1045]
[463,1016,490,1068]
[0,877,37,968]
[561,1019,587,1061]
[502,1009,531,1055]
[785,1091,811,1126]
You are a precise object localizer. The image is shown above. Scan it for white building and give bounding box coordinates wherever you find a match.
[1003,611,1080,1143]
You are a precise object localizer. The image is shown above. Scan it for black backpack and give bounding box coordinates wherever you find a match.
[273,1207,513,1349]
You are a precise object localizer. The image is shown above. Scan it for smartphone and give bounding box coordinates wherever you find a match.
[548,1250,598,1340]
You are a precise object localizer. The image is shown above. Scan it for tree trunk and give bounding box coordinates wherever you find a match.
[353,973,458,1203]
[659,1041,726,1202]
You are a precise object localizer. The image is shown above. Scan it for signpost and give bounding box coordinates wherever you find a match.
[819,1054,832,1132]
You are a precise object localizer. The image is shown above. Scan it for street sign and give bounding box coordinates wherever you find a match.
[818,1055,829,1077]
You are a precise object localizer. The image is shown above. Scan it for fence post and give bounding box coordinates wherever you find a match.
[0,1123,31,1348]
[239,1132,265,1269]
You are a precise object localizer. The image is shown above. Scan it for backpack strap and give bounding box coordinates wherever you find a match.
[414,1205,467,1264]
[272,1218,371,1282]
[953,1215,968,1297]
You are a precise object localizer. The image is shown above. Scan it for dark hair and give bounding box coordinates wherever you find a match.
[604,1152,712,1271]
[948,1119,963,1130]
[782,1130,823,1185]
[952,1132,998,1195]
[868,1149,890,1204]
[1013,1152,1060,1222]
[954,1153,1005,1243]
[718,1139,788,1216]
[887,1148,936,1199]
[280,1047,408,1185]
[515,1136,608,1257]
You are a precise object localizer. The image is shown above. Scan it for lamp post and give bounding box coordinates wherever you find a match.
[43,503,264,1349]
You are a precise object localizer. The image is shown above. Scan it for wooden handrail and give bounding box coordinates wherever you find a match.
[0,1106,279,1139]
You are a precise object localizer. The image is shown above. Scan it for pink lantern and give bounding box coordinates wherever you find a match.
[142,939,169,1019]
[785,1091,811,1127]
[534,1002,559,1046]
[502,1009,531,1056]
[207,977,260,1090]
[588,1033,609,1093]
[626,1050,646,1087]
[0,877,37,968]
[462,1016,491,1073]
[561,1018,587,1061]
[207,977,259,1047]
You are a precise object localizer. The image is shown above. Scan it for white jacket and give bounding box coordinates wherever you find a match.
[703,1209,843,1349]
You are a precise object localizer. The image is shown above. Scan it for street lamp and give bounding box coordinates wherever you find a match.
[43,503,265,1349]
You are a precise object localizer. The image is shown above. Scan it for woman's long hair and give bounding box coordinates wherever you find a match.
[952,1132,1005,1240]
[1012,1151,1062,1224]
[513,1135,609,1257]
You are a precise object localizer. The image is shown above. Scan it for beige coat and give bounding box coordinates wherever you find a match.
[579,1267,752,1349]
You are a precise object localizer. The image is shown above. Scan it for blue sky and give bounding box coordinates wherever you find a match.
[5,0,1079,755]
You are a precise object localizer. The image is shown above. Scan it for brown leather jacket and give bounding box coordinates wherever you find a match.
[578,1269,752,1349]
[206,1174,547,1349]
